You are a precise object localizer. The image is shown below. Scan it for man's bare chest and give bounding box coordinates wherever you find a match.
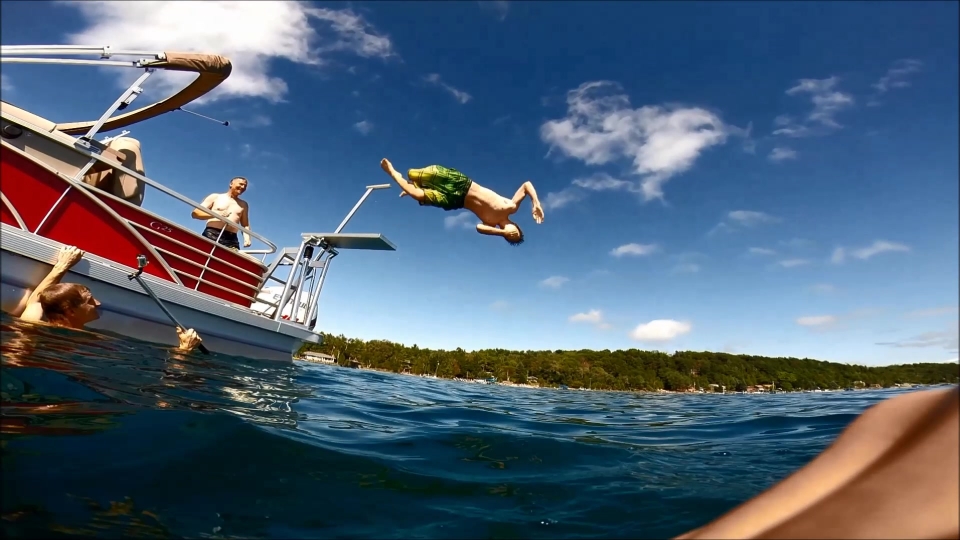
[212,196,244,214]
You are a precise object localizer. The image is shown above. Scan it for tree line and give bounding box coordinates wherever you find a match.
[299,334,959,392]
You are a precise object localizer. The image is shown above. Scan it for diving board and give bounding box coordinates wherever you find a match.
[301,232,396,251]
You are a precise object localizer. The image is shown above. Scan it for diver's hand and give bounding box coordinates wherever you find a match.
[532,202,544,224]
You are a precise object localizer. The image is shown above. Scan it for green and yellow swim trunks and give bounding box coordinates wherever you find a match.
[408,165,473,211]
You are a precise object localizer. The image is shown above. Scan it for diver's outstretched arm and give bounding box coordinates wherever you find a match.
[380,158,425,202]
[511,181,544,224]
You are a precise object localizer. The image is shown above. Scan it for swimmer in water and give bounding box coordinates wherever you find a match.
[380,158,544,245]
[10,245,202,352]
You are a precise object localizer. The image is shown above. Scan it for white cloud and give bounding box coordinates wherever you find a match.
[478,0,510,20]
[710,210,780,236]
[780,238,815,249]
[423,73,472,104]
[872,59,922,94]
[774,76,853,137]
[777,258,810,268]
[569,309,612,330]
[572,172,636,192]
[443,211,475,229]
[768,147,798,162]
[540,81,731,201]
[748,247,777,256]
[809,283,835,294]
[851,240,910,260]
[877,328,959,353]
[729,210,779,226]
[490,300,510,311]
[353,120,373,135]
[673,263,700,274]
[831,247,846,264]
[905,306,959,319]
[230,114,272,128]
[542,173,640,211]
[542,188,582,210]
[539,276,570,289]
[797,309,883,331]
[786,76,854,127]
[1,73,12,92]
[569,309,602,323]
[796,315,837,327]
[610,243,659,257]
[629,319,692,342]
[61,1,395,104]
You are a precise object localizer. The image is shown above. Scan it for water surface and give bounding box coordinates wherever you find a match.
[1,314,919,538]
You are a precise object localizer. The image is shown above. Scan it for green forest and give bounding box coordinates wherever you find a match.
[299,334,959,392]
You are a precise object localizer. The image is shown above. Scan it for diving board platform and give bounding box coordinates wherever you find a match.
[252,183,396,329]
[301,232,396,251]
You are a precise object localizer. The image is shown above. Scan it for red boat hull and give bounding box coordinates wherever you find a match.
[1,147,266,307]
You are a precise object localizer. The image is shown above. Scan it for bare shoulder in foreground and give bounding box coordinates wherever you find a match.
[12,245,203,353]
[676,386,959,539]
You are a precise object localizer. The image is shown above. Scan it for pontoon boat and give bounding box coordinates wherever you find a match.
[0,45,395,362]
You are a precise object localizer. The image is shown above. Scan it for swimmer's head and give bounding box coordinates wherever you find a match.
[502,222,524,246]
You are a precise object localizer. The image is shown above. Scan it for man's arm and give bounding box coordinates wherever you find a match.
[191,194,217,220]
[16,246,84,321]
[476,224,507,237]
[240,201,252,247]
[381,158,425,201]
[511,181,544,224]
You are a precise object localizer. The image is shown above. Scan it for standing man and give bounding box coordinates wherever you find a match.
[192,176,252,250]
[379,158,544,245]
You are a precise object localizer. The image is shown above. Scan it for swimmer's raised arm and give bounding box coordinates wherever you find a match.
[16,246,84,321]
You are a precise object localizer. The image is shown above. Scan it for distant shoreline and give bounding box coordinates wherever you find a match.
[295,357,947,395]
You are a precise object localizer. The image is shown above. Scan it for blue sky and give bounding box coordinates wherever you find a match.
[2,1,957,365]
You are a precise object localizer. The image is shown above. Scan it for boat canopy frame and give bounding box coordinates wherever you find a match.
[1,45,232,140]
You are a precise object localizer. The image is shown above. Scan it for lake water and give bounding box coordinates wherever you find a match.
[1,313,920,539]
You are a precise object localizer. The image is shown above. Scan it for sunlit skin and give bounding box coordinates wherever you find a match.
[675,386,959,539]
[12,245,201,352]
[192,177,252,247]
[380,158,543,244]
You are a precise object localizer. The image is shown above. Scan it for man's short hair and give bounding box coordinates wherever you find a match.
[39,283,87,321]
[505,224,524,246]
[230,176,248,184]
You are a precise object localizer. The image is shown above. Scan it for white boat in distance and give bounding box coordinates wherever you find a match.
[0,45,396,361]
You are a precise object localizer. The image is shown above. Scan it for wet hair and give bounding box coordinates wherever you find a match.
[230,176,248,185]
[504,223,525,246]
[38,283,88,323]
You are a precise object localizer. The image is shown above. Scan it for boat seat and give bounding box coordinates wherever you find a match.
[1,100,128,173]
[0,100,59,134]
[81,136,146,207]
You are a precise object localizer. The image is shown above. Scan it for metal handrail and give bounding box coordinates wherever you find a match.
[168,268,261,304]
[0,45,164,57]
[0,110,278,254]
[127,221,265,281]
